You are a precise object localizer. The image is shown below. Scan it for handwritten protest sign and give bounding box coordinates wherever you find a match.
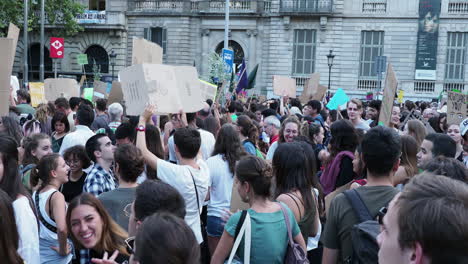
[273,75,296,98]
[93,80,108,101]
[0,38,15,116]
[447,91,468,126]
[44,78,80,101]
[326,88,349,110]
[107,81,123,106]
[378,64,398,127]
[199,80,217,101]
[120,64,205,115]
[132,37,163,65]
[29,82,47,107]
[299,73,320,103]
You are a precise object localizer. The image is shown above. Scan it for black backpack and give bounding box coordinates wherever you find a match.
[343,189,381,264]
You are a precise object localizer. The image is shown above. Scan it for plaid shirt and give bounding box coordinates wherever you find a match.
[83,163,117,197]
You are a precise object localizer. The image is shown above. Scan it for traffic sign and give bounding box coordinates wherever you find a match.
[50,37,64,59]
[222,48,234,74]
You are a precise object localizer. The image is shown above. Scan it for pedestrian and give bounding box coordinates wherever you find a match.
[61,146,91,203]
[51,111,70,153]
[21,133,53,191]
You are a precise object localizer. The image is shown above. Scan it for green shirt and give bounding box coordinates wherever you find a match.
[225,202,300,264]
[321,186,399,263]
[16,103,36,116]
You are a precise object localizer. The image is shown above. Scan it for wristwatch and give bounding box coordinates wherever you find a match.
[136,125,146,132]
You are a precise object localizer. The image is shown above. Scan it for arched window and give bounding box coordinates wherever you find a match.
[215,40,244,66]
[85,45,109,74]
[28,43,53,80]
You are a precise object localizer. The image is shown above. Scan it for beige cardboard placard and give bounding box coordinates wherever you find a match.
[273,75,296,98]
[0,38,15,116]
[107,81,123,106]
[199,80,217,101]
[378,64,398,127]
[447,91,468,126]
[7,23,19,71]
[120,64,205,115]
[299,73,320,103]
[313,85,328,101]
[44,78,80,101]
[132,37,163,65]
[29,82,47,107]
[93,80,108,101]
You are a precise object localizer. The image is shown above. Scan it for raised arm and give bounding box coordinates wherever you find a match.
[136,105,160,170]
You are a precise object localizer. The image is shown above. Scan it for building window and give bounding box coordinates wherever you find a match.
[292,29,316,76]
[362,0,387,13]
[444,32,467,91]
[358,31,384,90]
[144,27,167,54]
[89,0,106,11]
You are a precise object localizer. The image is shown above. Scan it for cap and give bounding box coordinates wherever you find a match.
[461,118,468,136]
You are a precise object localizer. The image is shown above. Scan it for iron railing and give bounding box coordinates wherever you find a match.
[280,0,333,13]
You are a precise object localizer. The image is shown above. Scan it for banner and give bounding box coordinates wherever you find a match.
[447,91,468,126]
[132,37,163,65]
[29,82,46,107]
[415,0,441,80]
[379,64,399,126]
[44,78,80,101]
[273,75,296,98]
[326,88,349,110]
[120,64,205,115]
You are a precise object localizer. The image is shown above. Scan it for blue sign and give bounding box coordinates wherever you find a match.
[222,48,234,74]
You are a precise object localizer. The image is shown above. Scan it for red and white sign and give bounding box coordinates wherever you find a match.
[50,37,64,59]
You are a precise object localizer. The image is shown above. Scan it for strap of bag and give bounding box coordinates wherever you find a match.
[227,211,251,264]
[34,191,58,233]
[234,210,247,239]
[189,170,201,214]
[278,203,294,246]
[343,189,373,222]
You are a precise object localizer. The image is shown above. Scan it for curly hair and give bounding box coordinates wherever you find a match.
[114,144,145,183]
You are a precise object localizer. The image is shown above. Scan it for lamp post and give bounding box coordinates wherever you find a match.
[326,49,335,99]
[109,50,116,80]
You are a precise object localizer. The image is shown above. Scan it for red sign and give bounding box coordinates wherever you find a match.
[50,37,64,59]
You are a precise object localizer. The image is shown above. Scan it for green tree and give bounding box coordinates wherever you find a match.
[0,0,85,37]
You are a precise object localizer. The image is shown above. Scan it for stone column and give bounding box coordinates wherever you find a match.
[246,29,258,71]
[201,29,210,77]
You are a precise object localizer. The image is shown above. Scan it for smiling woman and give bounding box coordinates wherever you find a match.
[66,193,130,264]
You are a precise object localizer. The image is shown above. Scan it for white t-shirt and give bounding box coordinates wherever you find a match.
[206,154,234,218]
[13,196,40,264]
[157,158,210,243]
[59,125,95,155]
[266,141,279,160]
[168,128,216,163]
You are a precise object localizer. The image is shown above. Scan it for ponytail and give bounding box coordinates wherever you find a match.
[31,154,61,191]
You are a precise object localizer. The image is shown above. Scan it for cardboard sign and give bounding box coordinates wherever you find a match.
[7,23,19,71]
[132,37,163,65]
[299,73,320,103]
[77,54,88,65]
[93,80,108,101]
[0,38,15,116]
[273,75,296,98]
[29,82,47,107]
[199,80,217,101]
[326,88,349,110]
[314,85,328,101]
[447,91,468,126]
[107,81,124,106]
[83,88,94,102]
[44,78,80,101]
[120,64,205,115]
[397,89,404,104]
[378,64,398,127]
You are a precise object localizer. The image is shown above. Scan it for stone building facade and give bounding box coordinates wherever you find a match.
[13,0,468,100]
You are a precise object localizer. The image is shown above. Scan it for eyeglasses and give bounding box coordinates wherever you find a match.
[123,203,132,218]
[125,236,135,255]
[377,206,388,225]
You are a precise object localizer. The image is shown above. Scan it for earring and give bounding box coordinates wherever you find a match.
[245,195,249,202]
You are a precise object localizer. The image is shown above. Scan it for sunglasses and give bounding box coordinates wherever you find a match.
[377,206,388,225]
[125,236,135,255]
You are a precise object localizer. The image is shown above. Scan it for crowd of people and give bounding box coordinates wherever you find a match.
[0,88,467,264]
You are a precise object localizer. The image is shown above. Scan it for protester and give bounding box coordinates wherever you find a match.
[421,156,468,182]
[301,122,325,170]
[447,123,464,162]
[403,119,426,147]
[0,116,23,145]
[59,104,95,155]
[390,105,401,131]
[322,126,400,263]
[31,153,73,264]
[16,89,36,115]
[206,124,247,254]
[0,189,24,264]
[417,133,456,167]
[236,115,259,156]
[393,135,419,186]
[91,99,110,131]
[320,119,359,195]
[137,105,210,244]
[61,146,91,203]
[115,122,136,146]
[54,97,76,133]
[211,156,306,264]
[108,103,124,133]
[99,144,144,230]
[21,133,53,190]
[365,100,381,127]
[263,115,281,145]
[66,193,130,263]
[51,111,70,153]
[204,116,221,138]
[266,115,301,160]
[84,134,117,196]
[0,136,40,264]
[303,100,324,124]
[422,107,435,121]
[377,174,468,264]
[346,99,370,131]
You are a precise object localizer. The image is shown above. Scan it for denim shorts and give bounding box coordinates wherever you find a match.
[206,215,225,237]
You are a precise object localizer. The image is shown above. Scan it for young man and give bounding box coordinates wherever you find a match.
[416,133,456,167]
[365,100,382,128]
[321,126,400,263]
[84,134,117,196]
[91,98,109,131]
[99,144,144,230]
[377,174,468,264]
[115,122,136,146]
[303,100,324,124]
[137,105,210,244]
[59,104,95,155]
[15,89,36,115]
[347,98,370,131]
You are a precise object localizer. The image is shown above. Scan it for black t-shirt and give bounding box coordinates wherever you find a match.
[61,172,87,203]
[335,156,356,188]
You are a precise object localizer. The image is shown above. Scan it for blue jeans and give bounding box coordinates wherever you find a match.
[206,215,225,237]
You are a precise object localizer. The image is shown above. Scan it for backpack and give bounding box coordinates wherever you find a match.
[343,189,380,264]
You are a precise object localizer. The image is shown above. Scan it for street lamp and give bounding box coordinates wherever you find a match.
[109,50,117,80]
[326,49,335,99]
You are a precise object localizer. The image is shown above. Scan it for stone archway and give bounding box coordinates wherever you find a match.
[215,40,245,66]
[84,44,109,74]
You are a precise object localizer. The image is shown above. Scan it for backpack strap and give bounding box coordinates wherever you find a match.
[34,191,58,233]
[343,189,373,222]
[234,210,247,239]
